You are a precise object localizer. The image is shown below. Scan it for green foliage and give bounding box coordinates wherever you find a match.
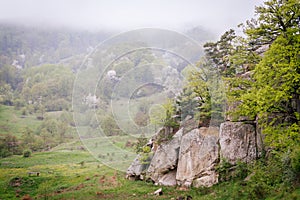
[182,59,225,127]
[216,159,249,182]
[243,157,289,199]
[227,0,300,126]
[23,149,32,157]
[244,0,300,46]
[139,145,153,165]
[22,64,74,112]
[0,134,22,158]
[149,105,165,129]
[0,64,21,90]
[203,29,236,77]
[215,159,234,182]
[149,99,179,132]
[134,100,151,127]
[214,1,300,198]
[291,147,300,174]
[99,114,122,136]
[134,135,148,154]
[175,87,200,120]
[263,123,300,151]
[230,33,300,151]
[229,36,261,73]
[162,99,179,129]
[0,83,13,105]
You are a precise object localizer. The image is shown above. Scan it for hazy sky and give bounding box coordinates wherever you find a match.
[0,0,264,35]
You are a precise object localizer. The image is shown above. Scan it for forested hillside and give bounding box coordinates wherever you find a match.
[0,25,111,157]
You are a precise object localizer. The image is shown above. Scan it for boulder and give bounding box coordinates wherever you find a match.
[126,155,149,180]
[147,129,183,183]
[219,122,258,164]
[192,171,219,188]
[153,188,163,196]
[176,127,219,187]
[158,170,177,186]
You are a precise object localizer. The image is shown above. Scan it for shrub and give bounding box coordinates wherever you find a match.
[134,135,148,154]
[291,147,300,174]
[79,161,85,167]
[216,158,233,182]
[23,149,32,158]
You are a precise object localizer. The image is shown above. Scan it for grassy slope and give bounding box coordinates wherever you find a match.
[1,149,300,199]
[0,105,299,199]
[0,106,42,137]
[0,150,200,200]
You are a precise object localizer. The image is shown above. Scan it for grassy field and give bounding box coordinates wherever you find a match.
[0,150,201,200]
[0,105,299,199]
[1,149,299,200]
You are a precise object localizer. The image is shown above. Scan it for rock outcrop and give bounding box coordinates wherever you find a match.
[219,122,259,164]
[176,127,219,187]
[126,120,263,188]
[126,155,150,180]
[147,128,182,185]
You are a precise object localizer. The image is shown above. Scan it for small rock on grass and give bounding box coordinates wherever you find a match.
[153,188,163,196]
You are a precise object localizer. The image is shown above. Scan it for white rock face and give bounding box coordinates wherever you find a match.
[147,129,182,183]
[219,122,258,164]
[176,127,219,187]
[192,172,219,188]
[126,155,149,180]
[157,170,177,186]
[126,122,262,188]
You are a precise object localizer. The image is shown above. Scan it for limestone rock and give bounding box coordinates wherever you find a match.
[219,122,258,164]
[147,129,182,183]
[158,170,177,186]
[126,155,149,180]
[176,127,219,187]
[153,188,163,196]
[192,171,219,188]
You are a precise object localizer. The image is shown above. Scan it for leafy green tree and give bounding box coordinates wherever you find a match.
[134,134,148,154]
[225,0,300,152]
[0,64,20,89]
[183,59,225,127]
[0,83,13,105]
[233,33,300,150]
[244,0,300,48]
[23,149,32,157]
[229,36,261,74]
[149,104,166,131]
[0,134,22,157]
[21,127,36,150]
[100,114,122,136]
[175,87,200,120]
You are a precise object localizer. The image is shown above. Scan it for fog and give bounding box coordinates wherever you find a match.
[0,0,264,35]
